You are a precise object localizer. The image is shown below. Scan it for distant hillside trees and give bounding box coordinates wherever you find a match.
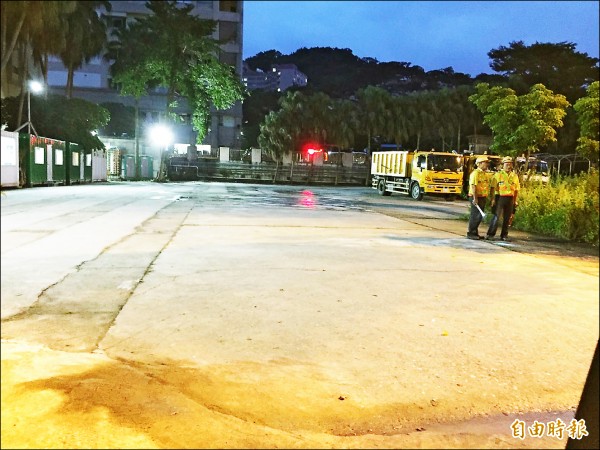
[488,41,599,103]
[245,43,598,156]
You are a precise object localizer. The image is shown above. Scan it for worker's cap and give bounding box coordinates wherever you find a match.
[502,156,513,164]
[475,156,488,164]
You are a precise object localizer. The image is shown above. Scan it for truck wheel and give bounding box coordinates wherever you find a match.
[410,182,423,200]
[377,179,391,196]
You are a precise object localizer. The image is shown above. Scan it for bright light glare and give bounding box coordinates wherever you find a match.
[29,80,43,93]
[149,124,173,147]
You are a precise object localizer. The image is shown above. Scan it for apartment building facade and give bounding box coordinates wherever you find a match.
[45,0,244,173]
[243,63,308,92]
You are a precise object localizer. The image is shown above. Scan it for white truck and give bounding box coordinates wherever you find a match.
[371,150,464,200]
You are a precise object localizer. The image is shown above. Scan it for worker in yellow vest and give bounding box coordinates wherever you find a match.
[467,156,491,239]
[486,156,520,241]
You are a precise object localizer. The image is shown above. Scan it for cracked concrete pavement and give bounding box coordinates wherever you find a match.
[1,182,598,449]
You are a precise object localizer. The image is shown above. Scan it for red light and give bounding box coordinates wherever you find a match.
[305,142,322,155]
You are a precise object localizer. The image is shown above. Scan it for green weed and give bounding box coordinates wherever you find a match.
[514,169,599,245]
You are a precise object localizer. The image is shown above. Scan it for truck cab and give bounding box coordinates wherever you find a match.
[410,151,464,199]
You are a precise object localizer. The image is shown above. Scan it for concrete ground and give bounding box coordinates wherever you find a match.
[1,182,598,449]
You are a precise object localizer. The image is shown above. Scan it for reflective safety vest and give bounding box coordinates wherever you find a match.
[469,168,490,197]
[493,170,520,196]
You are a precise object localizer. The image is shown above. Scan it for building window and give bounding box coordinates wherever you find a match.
[74,72,102,88]
[219,51,237,67]
[107,16,126,30]
[219,115,235,127]
[219,21,237,42]
[219,0,237,13]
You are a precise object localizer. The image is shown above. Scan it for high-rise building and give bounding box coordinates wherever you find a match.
[46,0,243,171]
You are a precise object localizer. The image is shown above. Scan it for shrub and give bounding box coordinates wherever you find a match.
[514,168,599,245]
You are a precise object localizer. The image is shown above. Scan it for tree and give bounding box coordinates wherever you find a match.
[109,0,245,144]
[387,95,410,149]
[257,109,293,181]
[488,41,599,102]
[1,2,76,79]
[245,50,283,72]
[1,94,109,150]
[302,91,334,144]
[60,1,110,98]
[241,89,281,149]
[573,81,599,161]
[29,1,78,89]
[1,2,77,121]
[275,91,309,152]
[404,91,437,150]
[354,86,391,154]
[329,98,359,150]
[99,102,136,138]
[469,82,570,157]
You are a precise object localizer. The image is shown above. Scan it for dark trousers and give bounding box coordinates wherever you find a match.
[467,196,487,236]
[487,195,515,238]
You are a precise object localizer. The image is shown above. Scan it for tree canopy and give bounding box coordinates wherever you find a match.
[99,102,136,138]
[488,41,600,102]
[573,81,599,161]
[61,1,110,98]
[469,83,570,156]
[108,0,246,143]
[1,94,109,150]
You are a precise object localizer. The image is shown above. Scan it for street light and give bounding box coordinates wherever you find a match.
[150,123,174,148]
[15,80,44,137]
[150,123,173,182]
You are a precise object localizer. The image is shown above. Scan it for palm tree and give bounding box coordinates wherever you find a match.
[330,99,359,150]
[30,1,78,89]
[278,91,307,147]
[355,86,391,154]
[1,2,77,119]
[355,86,390,185]
[388,95,410,149]
[406,92,435,150]
[304,91,333,144]
[60,1,110,98]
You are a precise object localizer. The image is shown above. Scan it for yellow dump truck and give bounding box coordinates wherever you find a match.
[371,150,464,200]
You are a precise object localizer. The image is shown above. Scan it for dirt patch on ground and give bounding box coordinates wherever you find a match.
[1,339,573,449]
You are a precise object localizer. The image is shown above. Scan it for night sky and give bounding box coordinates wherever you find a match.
[243,1,600,76]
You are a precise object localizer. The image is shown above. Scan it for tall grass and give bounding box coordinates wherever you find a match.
[514,168,599,246]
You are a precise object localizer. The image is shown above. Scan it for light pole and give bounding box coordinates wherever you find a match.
[15,80,44,137]
[149,123,173,182]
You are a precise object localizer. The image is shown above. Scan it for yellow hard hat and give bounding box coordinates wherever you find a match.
[475,156,488,164]
[502,156,513,164]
